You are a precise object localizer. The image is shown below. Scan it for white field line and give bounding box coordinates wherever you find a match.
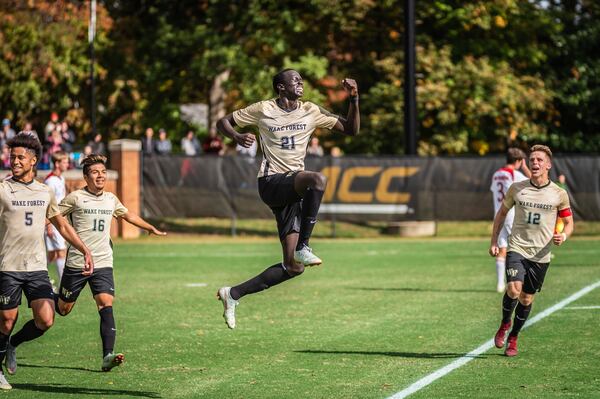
[564,305,600,310]
[387,280,600,399]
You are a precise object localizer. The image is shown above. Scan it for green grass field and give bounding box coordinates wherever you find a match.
[5,237,600,398]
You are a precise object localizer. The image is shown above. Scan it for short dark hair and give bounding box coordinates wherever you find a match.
[506,147,526,164]
[6,133,42,164]
[81,154,107,176]
[272,68,295,94]
[530,144,552,160]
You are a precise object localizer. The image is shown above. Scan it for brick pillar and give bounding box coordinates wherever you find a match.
[109,139,142,239]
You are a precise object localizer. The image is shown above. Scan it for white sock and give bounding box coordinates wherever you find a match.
[56,258,65,282]
[496,257,506,287]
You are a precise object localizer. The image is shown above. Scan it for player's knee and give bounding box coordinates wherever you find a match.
[518,294,534,306]
[506,285,521,299]
[35,318,54,331]
[0,319,16,334]
[312,173,327,191]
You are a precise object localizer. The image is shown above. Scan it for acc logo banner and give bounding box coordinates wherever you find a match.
[320,166,420,204]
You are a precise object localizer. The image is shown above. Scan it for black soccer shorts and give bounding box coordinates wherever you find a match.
[258,171,302,241]
[59,267,115,303]
[0,271,54,310]
[505,251,550,294]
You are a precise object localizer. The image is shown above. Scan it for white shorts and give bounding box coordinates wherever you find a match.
[45,225,66,251]
[498,223,512,248]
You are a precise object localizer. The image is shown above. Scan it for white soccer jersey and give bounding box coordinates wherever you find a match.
[44,173,67,203]
[491,167,527,227]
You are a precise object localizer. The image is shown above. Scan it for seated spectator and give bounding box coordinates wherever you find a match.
[46,129,65,155]
[307,137,324,157]
[181,130,201,156]
[87,133,106,156]
[21,122,40,140]
[155,128,172,155]
[0,145,10,169]
[142,127,155,155]
[202,130,224,155]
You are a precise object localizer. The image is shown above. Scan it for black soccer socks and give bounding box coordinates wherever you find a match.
[502,293,518,324]
[10,320,46,348]
[509,302,532,337]
[99,307,116,357]
[230,263,294,300]
[0,333,9,365]
[296,188,325,251]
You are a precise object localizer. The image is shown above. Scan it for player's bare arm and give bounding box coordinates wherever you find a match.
[216,114,255,148]
[490,205,510,256]
[553,215,574,245]
[119,212,167,236]
[333,78,360,136]
[50,214,94,275]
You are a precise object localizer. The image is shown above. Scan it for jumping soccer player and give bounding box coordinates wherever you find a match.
[489,144,573,357]
[53,154,166,371]
[490,148,530,292]
[44,151,70,286]
[216,69,359,329]
[0,134,93,389]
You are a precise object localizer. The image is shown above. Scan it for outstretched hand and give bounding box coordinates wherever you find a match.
[150,226,167,236]
[342,78,358,96]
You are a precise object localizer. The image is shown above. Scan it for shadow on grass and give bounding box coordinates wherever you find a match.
[295,349,487,359]
[11,383,161,398]
[149,218,272,237]
[351,287,494,293]
[20,362,103,373]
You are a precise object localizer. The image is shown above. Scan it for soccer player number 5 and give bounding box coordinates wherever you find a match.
[25,211,33,226]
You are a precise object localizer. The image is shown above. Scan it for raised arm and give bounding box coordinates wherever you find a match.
[216,114,255,148]
[120,211,166,236]
[333,78,360,136]
[489,205,510,257]
[50,214,94,275]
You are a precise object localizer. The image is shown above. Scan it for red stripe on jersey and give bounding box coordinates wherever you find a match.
[44,171,55,183]
[498,167,515,180]
[558,208,572,218]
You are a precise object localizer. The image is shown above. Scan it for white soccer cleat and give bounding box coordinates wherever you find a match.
[0,373,11,390]
[102,352,124,372]
[5,344,16,375]
[217,287,239,329]
[294,245,322,266]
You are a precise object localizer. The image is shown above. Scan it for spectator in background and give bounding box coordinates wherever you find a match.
[2,119,16,142]
[46,128,65,156]
[307,136,324,157]
[60,121,76,153]
[556,174,568,192]
[87,133,106,156]
[21,122,40,140]
[155,128,172,155]
[330,146,342,157]
[202,130,224,155]
[45,112,60,140]
[0,145,10,169]
[141,127,155,155]
[181,130,201,156]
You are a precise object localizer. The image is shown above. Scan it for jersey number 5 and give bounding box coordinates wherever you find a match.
[281,136,296,150]
[25,212,33,226]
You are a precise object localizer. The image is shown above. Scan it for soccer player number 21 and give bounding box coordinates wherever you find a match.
[281,136,296,150]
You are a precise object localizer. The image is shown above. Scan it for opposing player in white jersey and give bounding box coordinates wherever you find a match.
[490,145,572,356]
[53,154,166,371]
[215,69,360,329]
[490,148,530,292]
[0,134,93,389]
[44,151,69,284]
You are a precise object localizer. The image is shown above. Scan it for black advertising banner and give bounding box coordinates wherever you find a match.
[141,155,600,221]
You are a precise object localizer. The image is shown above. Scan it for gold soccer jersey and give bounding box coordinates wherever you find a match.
[0,179,60,272]
[233,99,339,177]
[503,180,571,263]
[60,189,128,269]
